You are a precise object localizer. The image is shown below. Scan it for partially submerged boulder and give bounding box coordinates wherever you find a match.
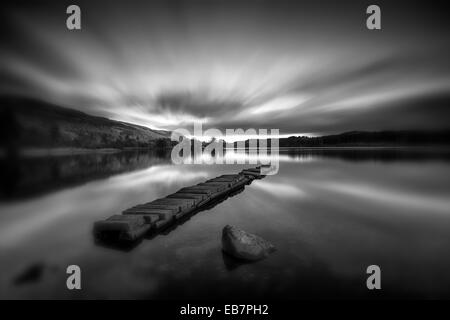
[222,225,275,261]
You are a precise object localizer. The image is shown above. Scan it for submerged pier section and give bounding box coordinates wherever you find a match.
[94,167,266,242]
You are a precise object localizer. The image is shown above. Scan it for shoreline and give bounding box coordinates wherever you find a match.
[1,145,449,159]
[0,147,123,158]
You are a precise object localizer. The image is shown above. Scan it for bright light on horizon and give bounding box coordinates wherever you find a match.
[185,132,316,143]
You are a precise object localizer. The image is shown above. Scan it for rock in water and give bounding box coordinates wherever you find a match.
[222,225,275,261]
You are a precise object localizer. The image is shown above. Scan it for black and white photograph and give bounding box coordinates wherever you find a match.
[0,0,450,305]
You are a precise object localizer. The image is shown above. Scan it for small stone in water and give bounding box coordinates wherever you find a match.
[222,225,275,261]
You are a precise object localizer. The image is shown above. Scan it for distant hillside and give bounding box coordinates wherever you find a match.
[279,131,450,147]
[232,130,450,148]
[0,96,172,149]
[2,96,448,151]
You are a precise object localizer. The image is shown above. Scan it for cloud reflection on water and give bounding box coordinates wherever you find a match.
[252,180,306,198]
[313,181,450,215]
[1,150,450,298]
[0,165,208,248]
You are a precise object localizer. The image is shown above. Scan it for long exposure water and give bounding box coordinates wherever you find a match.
[1,148,450,299]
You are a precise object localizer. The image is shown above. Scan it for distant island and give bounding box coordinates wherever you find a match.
[1,95,449,153]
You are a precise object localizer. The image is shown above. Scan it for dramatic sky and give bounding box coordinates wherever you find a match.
[1,0,449,136]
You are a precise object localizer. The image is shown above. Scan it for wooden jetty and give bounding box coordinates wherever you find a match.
[93,167,266,242]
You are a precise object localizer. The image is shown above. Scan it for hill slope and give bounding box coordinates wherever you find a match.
[0,96,172,149]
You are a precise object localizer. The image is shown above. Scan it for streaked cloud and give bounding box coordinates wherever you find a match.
[247,94,310,115]
[1,0,449,134]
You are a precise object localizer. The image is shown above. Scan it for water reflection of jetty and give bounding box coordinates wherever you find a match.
[93,167,266,246]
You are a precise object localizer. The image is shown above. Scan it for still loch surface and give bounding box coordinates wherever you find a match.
[1,148,450,299]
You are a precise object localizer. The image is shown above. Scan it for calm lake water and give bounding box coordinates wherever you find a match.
[1,148,450,299]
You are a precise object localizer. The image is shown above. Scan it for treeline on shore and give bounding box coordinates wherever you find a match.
[277,130,450,147]
[228,130,450,148]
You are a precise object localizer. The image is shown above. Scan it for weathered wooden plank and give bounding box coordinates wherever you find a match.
[178,187,214,196]
[203,182,229,190]
[148,199,186,209]
[204,181,231,185]
[175,212,187,219]
[195,182,222,187]
[167,195,202,205]
[151,198,194,209]
[206,179,233,186]
[173,192,208,200]
[241,170,260,177]
[122,210,167,224]
[163,198,196,207]
[93,215,150,241]
[142,214,160,224]
[237,174,247,181]
[123,207,172,215]
[124,207,173,214]
[192,185,223,192]
[125,208,174,221]
[208,177,235,182]
[100,215,145,231]
[122,208,174,225]
[168,193,206,201]
[154,218,171,230]
[125,206,175,216]
[157,212,174,221]
[214,175,242,182]
[130,204,180,213]
[197,183,227,191]
[220,174,241,179]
